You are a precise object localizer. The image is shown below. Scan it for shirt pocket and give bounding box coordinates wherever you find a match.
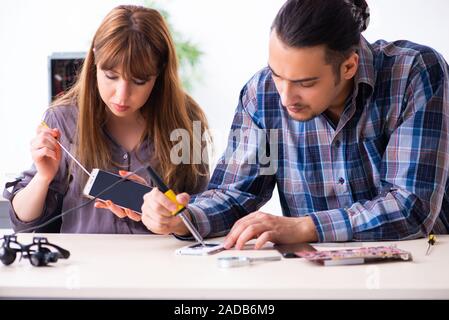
[359,135,388,190]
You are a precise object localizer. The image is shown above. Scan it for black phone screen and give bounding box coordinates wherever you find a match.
[88,170,152,214]
[274,243,317,258]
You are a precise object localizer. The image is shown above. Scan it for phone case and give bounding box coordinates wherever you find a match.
[83,168,151,213]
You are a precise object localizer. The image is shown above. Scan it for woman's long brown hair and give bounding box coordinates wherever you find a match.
[52,5,209,193]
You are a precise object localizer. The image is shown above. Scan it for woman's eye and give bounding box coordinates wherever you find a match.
[105,73,117,80]
[133,79,147,86]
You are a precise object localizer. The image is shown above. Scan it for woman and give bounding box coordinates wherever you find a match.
[3,5,210,234]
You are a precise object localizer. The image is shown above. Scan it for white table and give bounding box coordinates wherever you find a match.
[0,230,448,299]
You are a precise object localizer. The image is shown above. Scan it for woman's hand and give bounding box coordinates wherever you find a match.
[31,125,62,182]
[94,170,145,222]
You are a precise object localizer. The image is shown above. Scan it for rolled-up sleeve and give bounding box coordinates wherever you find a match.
[2,108,70,232]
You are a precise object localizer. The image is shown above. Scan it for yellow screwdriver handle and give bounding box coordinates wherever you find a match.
[164,190,185,216]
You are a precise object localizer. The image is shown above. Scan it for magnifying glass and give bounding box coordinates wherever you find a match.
[217,256,281,268]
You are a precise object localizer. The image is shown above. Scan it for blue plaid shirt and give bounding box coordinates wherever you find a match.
[188,37,449,242]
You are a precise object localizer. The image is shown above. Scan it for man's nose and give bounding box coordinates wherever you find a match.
[279,81,298,107]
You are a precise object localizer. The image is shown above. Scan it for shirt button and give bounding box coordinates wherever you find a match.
[338,177,345,185]
[123,153,128,160]
[335,140,341,148]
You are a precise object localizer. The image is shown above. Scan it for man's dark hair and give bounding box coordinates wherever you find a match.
[271,0,370,80]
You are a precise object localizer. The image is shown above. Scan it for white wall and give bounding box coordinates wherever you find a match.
[0,0,144,189]
[1,0,449,214]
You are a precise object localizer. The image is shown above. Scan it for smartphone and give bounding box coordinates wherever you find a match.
[274,243,317,258]
[83,168,152,214]
[175,243,225,256]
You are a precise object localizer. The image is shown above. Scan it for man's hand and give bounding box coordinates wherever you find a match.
[223,211,318,250]
[141,188,191,235]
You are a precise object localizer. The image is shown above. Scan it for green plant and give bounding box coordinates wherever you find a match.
[144,0,203,92]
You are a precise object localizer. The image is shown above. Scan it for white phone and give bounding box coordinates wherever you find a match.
[175,243,225,256]
[83,168,152,214]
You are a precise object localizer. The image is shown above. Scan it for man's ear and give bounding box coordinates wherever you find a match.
[341,52,359,80]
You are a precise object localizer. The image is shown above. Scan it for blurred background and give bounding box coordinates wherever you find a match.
[1,0,449,216]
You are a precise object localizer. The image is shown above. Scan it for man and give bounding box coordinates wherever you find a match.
[141,0,449,249]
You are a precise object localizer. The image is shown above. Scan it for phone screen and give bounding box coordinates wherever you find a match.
[85,169,152,214]
[175,243,225,256]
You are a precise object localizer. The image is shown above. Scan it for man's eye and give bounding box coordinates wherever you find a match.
[300,82,316,88]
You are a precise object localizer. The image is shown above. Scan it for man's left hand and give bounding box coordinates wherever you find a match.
[223,211,318,250]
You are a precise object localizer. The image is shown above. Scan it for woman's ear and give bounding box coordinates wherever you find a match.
[342,52,359,80]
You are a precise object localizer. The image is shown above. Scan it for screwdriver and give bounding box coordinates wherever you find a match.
[146,165,206,247]
[426,233,436,256]
[40,121,92,177]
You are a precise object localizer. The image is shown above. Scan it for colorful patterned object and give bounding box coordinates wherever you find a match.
[295,245,413,266]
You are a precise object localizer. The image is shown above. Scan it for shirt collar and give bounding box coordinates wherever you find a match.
[325,37,376,132]
[354,36,376,93]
